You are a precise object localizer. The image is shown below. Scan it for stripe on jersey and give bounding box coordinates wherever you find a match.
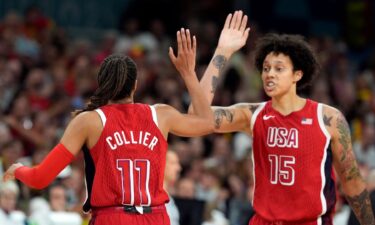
[249,102,266,206]
[95,109,107,127]
[317,103,332,216]
[150,105,159,127]
[82,145,96,213]
[250,102,267,131]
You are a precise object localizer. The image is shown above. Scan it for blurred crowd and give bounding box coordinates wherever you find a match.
[0,5,375,225]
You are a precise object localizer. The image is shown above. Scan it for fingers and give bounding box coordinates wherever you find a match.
[180,28,188,52]
[240,15,248,32]
[192,35,197,54]
[186,29,192,51]
[169,46,176,63]
[177,30,182,53]
[177,28,194,52]
[224,13,232,29]
[3,173,14,182]
[228,10,248,31]
[234,10,243,30]
[243,27,251,39]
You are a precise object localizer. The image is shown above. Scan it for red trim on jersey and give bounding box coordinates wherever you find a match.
[15,143,74,189]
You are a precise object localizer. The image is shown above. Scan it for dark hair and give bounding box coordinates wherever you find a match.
[75,54,137,115]
[254,33,319,90]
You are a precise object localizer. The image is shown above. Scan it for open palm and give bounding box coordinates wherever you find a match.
[218,11,250,54]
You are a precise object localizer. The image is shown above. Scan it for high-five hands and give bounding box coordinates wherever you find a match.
[217,10,250,54]
[169,28,197,78]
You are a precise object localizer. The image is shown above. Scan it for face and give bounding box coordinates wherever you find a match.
[0,190,17,212]
[164,151,182,185]
[261,52,302,98]
[49,186,66,211]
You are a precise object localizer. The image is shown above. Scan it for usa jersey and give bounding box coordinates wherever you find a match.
[251,99,335,224]
[82,103,169,212]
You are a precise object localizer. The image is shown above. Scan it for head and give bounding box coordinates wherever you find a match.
[164,150,182,187]
[48,184,67,211]
[76,54,137,114]
[0,181,19,212]
[254,33,319,97]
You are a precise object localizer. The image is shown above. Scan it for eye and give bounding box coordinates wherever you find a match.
[276,67,283,72]
[262,67,270,72]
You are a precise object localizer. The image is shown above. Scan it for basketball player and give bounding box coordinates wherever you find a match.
[190,10,375,225]
[3,29,214,225]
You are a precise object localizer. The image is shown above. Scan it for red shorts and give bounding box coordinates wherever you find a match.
[249,214,326,225]
[89,205,170,225]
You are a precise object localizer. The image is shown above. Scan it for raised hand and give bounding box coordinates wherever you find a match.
[169,28,197,78]
[3,163,23,182]
[217,10,250,54]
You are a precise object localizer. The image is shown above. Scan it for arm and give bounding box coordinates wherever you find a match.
[159,28,214,137]
[325,106,375,225]
[3,112,94,189]
[189,10,250,113]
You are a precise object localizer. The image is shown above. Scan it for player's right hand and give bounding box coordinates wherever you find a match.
[217,10,250,54]
[169,28,196,79]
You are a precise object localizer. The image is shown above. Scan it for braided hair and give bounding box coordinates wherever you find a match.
[75,54,137,115]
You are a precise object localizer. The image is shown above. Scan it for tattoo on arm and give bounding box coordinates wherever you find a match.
[346,189,375,225]
[336,113,361,181]
[249,105,259,114]
[214,109,234,129]
[211,76,219,93]
[323,114,332,126]
[212,55,227,71]
[336,113,350,161]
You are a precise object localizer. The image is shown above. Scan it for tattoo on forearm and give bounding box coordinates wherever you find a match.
[337,113,350,161]
[323,115,332,126]
[214,109,234,129]
[211,76,219,93]
[212,55,227,71]
[346,189,375,225]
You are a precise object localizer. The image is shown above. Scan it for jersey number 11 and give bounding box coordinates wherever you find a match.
[116,159,151,206]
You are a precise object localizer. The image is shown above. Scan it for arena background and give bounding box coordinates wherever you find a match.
[0,0,374,225]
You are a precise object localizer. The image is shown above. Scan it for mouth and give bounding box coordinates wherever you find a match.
[264,81,276,91]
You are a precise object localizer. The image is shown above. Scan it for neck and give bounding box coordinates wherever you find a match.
[108,97,133,104]
[271,94,306,116]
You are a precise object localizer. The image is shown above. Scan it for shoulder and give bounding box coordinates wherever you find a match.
[70,111,102,131]
[320,104,348,136]
[153,104,176,114]
[220,102,265,115]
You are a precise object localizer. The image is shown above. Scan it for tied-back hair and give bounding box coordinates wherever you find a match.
[254,33,320,90]
[74,54,137,116]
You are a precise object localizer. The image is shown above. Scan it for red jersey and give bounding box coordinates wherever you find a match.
[251,99,335,224]
[82,103,169,212]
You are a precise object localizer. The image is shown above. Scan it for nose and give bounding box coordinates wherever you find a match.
[263,70,275,80]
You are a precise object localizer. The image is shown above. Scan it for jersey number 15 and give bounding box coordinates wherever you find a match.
[268,155,295,186]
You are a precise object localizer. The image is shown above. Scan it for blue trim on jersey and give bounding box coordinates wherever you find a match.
[83,145,96,212]
[322,144,335,224]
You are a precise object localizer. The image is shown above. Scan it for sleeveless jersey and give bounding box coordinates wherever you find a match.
[82,103,169,212]
[251,99,336,224]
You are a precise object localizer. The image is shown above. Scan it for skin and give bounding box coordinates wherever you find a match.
[3,29,215,182]
[190,10,374,225]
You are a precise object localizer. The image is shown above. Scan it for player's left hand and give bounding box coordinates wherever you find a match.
[3,163,23,182]
[217,10,250,54]
[169,28,196,78]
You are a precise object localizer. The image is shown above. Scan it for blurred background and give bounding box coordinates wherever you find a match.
[0,0,374,225]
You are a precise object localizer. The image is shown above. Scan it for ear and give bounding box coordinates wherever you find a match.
[294,70,303,82]
[132,80,138,95]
